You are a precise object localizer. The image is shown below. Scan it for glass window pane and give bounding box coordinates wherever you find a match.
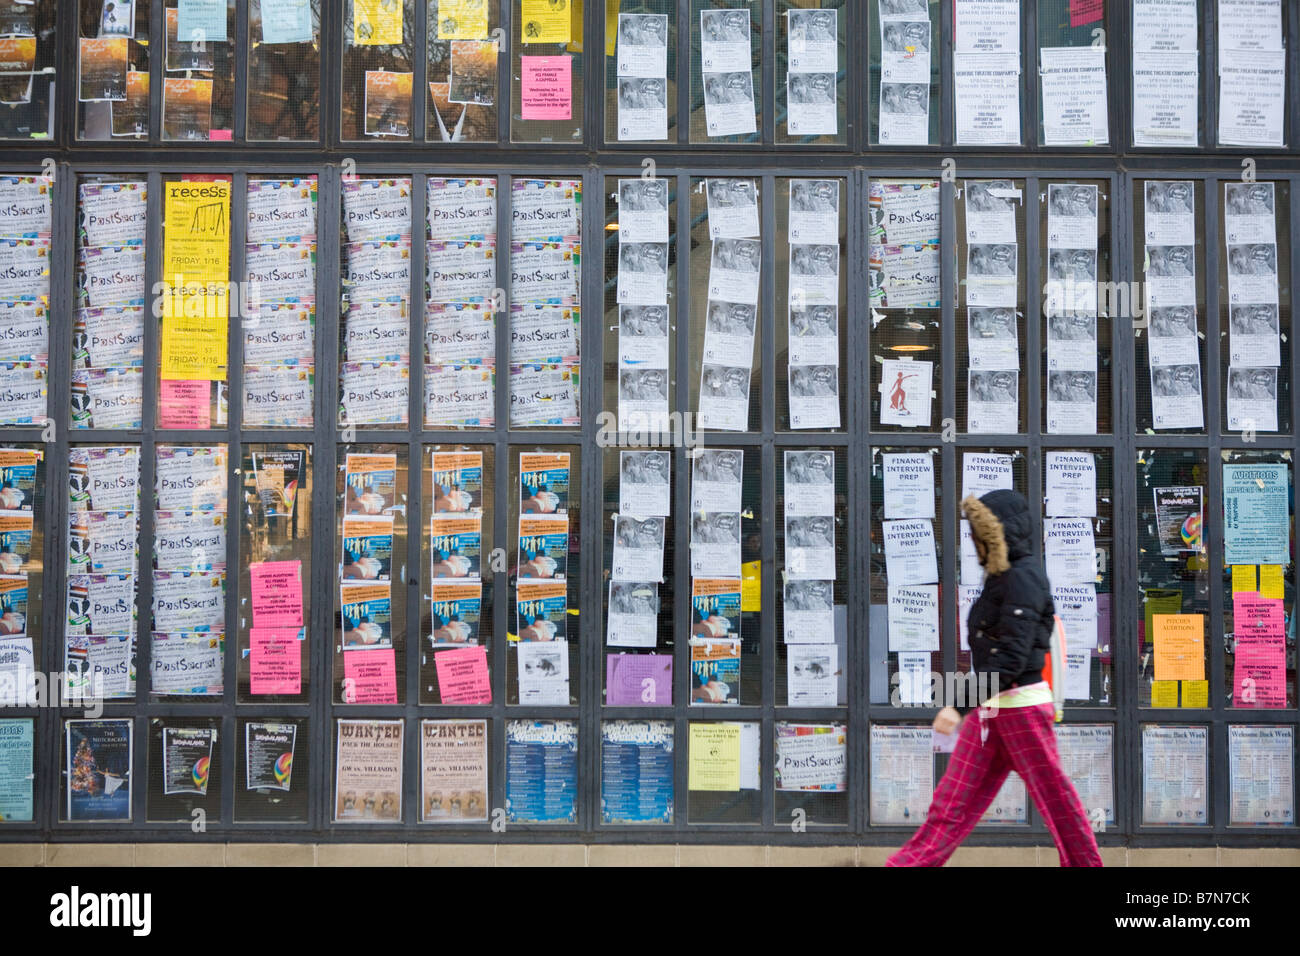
[869,0,940,146]
[1228,724,1294,826]
[1035,0,1109,148]
[870,446,942,706]
[146,717,220,821]
[778,449,847,707]
[509,176,582,427]
[957,178,1027,435]
[1135,179,1207,434]
[508,445,580,704]
[776,1,846,146]
[1222,450,1294,710]
[0,445,45,689]
[953,448,1028,681]
[1219,180,1290,435]
[869,178,941,432]
[604,175,677,432]
[235,716,310,822]
[244,175,318,429]
[1041,179,1111,435]
[1044,448,1114,706]
[67,443,141,705]
[774,722,848,825]
[602,446,674,707]
[161,1,237,141]
[604,0,675,145]
[689,175,760,432]
[601,719,673,823]
[158,174,231,430]
[152,443,228,701]
[340,176,412,429]
[511,0,584,143]
[422,443,495,704]
[342,0,415,142]
[869,722,933,825]
[0,0,54,141]
[427,0,500,143]
[425,175,498,430]
[687,720,760,823]
[78,0,144,141]
[74,175,146,430]
[1136,448,1210,708]
[335,444,408,705]
[248,0,322,141]
[778,176,847,432]
[239,443,313,704]
[0,173,51,425]
[689,1,761,145]
[1141,723,1209,825]
[1131,0,1202,149]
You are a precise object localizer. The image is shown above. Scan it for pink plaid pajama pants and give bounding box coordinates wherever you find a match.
[886,702,1103,867]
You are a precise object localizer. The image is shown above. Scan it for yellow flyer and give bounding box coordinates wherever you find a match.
[520,0,570,44]
[160,179,230,379]
[355,0,403,45]
[1180,679,1208,708]
[740,560,761,612]
[162,178,230,284]
[1259,564,1284,600]
[1150,680,1178,708]
[1230,564,1255,594]
[688,722,740,791]
[436,0,489,39]
[160,313,228,380]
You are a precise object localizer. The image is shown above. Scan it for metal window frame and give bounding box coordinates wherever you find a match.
[0,0,1295,848]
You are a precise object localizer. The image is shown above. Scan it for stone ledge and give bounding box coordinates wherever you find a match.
[2,843,1297,866]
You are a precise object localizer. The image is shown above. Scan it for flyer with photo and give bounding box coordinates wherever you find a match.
[520,451,569,514]
[429,514,482,579]
[518,514,569,580]
[606,580,660,648]
[431,451,483,513]
[620,450,671,518]
[430,581,481,646]
[340,581,392,650]
[691,577,742,645]
[516,579,567,643]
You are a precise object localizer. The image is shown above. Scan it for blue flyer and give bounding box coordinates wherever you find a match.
[600,720,674,824]
[1223,463,1290,566]
[505,720,577,823]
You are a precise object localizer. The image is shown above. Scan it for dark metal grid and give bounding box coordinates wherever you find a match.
[0,1,1293,845]
[0,158,1291,848]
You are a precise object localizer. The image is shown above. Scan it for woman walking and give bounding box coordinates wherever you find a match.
[887,489,1102,867]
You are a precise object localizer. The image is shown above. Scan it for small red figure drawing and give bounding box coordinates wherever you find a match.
[889,371,918,412]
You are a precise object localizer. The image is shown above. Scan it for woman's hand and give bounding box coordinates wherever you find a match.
[932,706,962,736]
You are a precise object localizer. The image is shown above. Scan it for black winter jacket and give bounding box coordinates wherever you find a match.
[959,489,1055,714]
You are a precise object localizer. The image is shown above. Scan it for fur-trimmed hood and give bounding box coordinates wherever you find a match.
[961,489,1034,576]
